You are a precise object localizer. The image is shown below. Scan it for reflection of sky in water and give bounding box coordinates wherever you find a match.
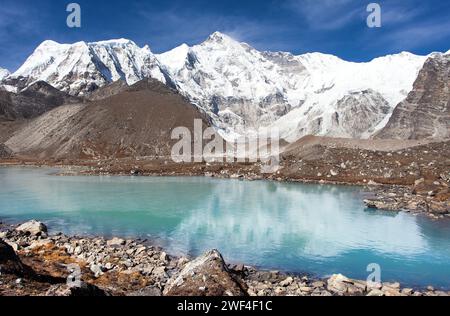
[1,167,450,288]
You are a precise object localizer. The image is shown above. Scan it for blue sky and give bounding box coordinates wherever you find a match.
[1,0,449,71]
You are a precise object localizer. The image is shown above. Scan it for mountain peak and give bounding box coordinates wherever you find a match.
[0,67,10,80]
[91,38,136,46]
[205,32,236,44]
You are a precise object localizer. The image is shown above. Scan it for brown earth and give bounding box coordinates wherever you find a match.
[4,78,214,160]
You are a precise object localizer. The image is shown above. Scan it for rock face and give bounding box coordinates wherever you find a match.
[163,250,247,296]
[0,143,13,158]
[15,220,48,236]
[377,53,450,140]
[0,239,25,275]
[0,81,81,120]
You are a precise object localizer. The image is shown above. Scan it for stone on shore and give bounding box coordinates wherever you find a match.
[163,249,247,296]
[106,237,126,247]
[0,239,25,275]
[327,274,365,296]
[15,220,48,236]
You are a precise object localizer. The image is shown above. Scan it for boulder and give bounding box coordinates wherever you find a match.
[163,250,247,296]
[327,274,365,295]
[0,144,13,158]
[106,237,126,247]
[0,239,25,275]
[16,220,47,236]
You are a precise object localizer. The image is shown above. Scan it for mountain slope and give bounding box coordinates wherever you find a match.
[5,39,167,96]
[376,53,450,140]
[5,79,211,159]
[0,81,81,120]
[157,33,428,141]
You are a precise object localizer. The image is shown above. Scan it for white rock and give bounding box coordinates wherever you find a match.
[16,220,47,236]
[106,237,126,247]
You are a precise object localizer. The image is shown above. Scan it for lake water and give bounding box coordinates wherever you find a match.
[1,167,449,288]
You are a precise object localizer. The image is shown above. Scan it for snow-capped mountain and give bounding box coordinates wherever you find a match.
[6,39,166,96]
[0,68,9,80]
[157,32,428,141]
[2,32,439,141]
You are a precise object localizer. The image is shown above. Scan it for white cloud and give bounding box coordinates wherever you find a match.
[383,18,450,50]
[286,0,363,30]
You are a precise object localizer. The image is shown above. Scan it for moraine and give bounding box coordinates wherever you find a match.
[1,166,450,289]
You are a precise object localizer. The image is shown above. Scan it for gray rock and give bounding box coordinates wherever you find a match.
[106,237,126,247]
[15,220,47,236]
[163,249,246,296]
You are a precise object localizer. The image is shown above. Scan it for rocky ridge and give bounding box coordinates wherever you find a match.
[377,53,450,140]
[0,81,81,120]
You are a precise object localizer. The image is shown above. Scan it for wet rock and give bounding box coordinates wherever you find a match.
[163,250,247,296]
[15,220,47,236]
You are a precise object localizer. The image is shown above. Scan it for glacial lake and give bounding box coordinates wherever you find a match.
[1,167,450,288]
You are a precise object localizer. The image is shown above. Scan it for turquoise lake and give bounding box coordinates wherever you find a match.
[1,167,449,288]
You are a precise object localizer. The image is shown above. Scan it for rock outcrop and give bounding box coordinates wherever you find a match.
[0,143,13,158]
[377,53,450,140]
[163,250,247,296]
[0,81,81,120]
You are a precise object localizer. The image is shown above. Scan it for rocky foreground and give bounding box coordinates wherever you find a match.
[1,220,449,297]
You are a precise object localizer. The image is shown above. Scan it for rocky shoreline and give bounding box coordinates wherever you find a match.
[364,177,450,219]
[1,220,449,297]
